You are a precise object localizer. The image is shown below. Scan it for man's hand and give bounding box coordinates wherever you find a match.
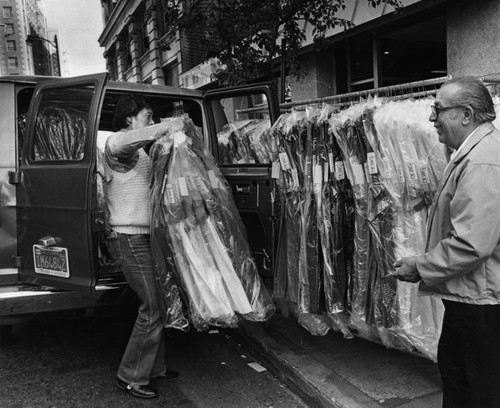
[390,256,421,283]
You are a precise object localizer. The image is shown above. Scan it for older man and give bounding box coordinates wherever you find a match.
[393,76,500,408]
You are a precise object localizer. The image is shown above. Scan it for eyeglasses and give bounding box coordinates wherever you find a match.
[430,104,465,118]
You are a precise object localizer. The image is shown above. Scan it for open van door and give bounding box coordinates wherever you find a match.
[17,73,108,291]
[203,84,280,289]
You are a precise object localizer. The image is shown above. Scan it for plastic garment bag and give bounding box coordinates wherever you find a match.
[149,116,275,330]
[217,118,274,164]
[369,99,446,360]
[259,97,446,359]
[329,101,380,342]
[311,104,354,337]
[274,110,306,306]
[34,106,87,161]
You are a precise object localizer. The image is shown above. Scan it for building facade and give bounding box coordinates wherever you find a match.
[0,0,59,76]
[98,0,500,103]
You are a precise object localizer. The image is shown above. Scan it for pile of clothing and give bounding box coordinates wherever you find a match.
[149,116,275,331]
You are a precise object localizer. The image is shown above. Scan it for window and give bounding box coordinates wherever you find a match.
[6,40,15,51]
[162,61,179,86]
[106,47,118,80]
[136,6,149,56]
[160,0,180,38]
[32,86,94,161]
[3,6,12,17]
[5,23,14,34]
[120,29,132,71]
[8,57,18,68]
[17,87,35,158]
[209,92,273,165]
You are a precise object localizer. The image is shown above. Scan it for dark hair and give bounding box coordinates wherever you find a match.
[113,94,153,131]
[443,76,496,123]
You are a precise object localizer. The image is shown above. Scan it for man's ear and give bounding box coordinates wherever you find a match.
[462,106,473,125]
[126,117,133,125]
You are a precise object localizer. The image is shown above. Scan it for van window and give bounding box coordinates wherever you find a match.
[210,92,273,165]
[17,86,35,160]
[31,86,94,161]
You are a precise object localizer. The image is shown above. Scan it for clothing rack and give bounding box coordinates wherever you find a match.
[280,76,450,111]
[236,74,500,117]
[280,88,441,112]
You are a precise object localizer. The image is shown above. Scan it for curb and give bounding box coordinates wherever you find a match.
[238,321,382,408]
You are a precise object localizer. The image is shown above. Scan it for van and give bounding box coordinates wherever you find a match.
[0,73,280,332]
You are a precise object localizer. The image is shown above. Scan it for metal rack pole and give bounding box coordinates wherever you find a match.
[279,76,450,110]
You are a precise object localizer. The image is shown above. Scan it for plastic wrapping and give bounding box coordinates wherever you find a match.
[149,116,275,330]
[217,118,274,164]
[34,107,87,161]
[312,104,349,315]
[329,102,380,342]
[369,99,447,360]
[312,105,354,338]
[202,96,447,358]
[267,97,446,359]
[271,107,355,336]
[297,106,322,317]
[275,110,306,306]
[273,109,325,332]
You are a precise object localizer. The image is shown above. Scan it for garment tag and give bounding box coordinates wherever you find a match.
[208,170,218,188]
[186,175,197,191]
[178,177,189,196]
[418,164,430,185]
[335,161,345,180]
[291,168,300,189]
[397,165,405,183]
[271,161,281,179]
[314,164,323,185]
[166,184,176,203]
[328,153,334,171]
[279,152,292,171]
[367,152,378,174]
[195,175,210,194]
[350,157,365,185]
[406,162,418,182]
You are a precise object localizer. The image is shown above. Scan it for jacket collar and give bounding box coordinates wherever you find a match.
[450,122,496,165]
[441,122,495,180]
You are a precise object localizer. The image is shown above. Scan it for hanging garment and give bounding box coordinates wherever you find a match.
[149,116,275,330]
[217,119,275,164]
[329,102,380,342]
[369,98,447,360]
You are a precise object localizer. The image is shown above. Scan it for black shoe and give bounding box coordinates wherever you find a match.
[116,376,159,399]
[151,370,179,381]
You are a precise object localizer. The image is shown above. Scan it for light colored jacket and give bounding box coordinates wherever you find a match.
[417,122,500,304]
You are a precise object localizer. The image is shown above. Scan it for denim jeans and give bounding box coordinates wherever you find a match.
[108,233,166,386]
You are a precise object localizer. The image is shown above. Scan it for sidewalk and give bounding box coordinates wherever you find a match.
[238,312,443,408]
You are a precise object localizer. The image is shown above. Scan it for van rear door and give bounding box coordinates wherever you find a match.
[203,84,280,289]
[18,73,108,291]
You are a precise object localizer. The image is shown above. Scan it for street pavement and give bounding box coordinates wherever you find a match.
[0,307,307,408]
[239,312,443,408]
[0,304,445,408]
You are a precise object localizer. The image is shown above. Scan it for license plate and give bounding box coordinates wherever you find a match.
[33,245,70,278]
